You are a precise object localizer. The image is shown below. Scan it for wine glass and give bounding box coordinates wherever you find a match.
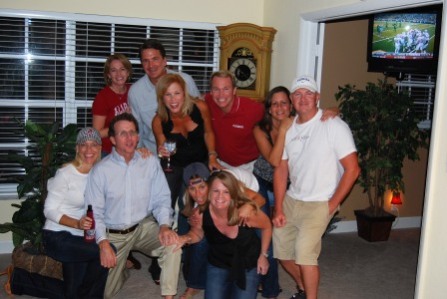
[163,140,177,172]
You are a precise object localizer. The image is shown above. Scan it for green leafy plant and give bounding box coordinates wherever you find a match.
[324,213,343,236]
[335,77,428,216]
[0,120,77,252]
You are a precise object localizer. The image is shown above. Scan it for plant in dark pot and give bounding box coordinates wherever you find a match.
[335,77,428,242]
[0,120,77,296]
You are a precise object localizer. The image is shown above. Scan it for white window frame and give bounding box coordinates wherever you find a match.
[397,74,436,129]
[0,9,221,198]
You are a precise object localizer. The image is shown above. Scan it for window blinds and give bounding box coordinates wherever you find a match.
[0,11,219,194]
[397,74,436,130]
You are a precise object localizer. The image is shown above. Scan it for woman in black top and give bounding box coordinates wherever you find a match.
[176,170,272,299]
[152,73,222,208]
[151,73,222,284]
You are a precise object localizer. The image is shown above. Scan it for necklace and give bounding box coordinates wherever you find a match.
[110,85,126,95]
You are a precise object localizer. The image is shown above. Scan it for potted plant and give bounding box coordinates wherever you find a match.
[335,77,428,242]
[0,120,77,293]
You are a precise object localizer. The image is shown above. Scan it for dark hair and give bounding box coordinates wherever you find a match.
[103,53,132,85]
[108,113,139,137]
[139,39,166,61]
[257,86,292,138]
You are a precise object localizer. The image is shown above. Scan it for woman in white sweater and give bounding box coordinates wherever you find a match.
[43,127,106,299]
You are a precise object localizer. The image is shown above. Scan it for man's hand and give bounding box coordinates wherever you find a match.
[272,210,287,228]
[158,225,179,246]
[99,240,117,268]
[328,199,339,216]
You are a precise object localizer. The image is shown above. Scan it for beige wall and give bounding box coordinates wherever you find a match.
[0,0,264,25]
[263,0,365,87]
[263,0,302,87]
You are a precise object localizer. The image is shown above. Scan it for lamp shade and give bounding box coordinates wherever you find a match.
[391,192,403,205]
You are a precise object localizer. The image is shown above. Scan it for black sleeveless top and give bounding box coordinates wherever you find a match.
[202,208,261,289]
[161,103,208,167]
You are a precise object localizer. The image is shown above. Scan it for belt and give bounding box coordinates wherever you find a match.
[107,224,139,235]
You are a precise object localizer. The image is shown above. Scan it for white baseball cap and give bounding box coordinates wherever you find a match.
[290,75,318,93]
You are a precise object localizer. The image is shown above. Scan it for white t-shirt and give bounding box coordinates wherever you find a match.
[43,164,88,236]
[223,168,259,192]
[283,109,356,202]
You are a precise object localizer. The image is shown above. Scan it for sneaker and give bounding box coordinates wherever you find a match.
[290,289,306,299]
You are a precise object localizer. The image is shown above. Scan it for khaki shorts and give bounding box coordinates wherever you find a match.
[273,194,334,265]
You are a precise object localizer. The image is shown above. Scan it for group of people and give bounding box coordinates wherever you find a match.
[41,37,360,299]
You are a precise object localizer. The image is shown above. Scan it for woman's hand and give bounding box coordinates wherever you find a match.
[188,209,202,227]
[238,203,256,226]
[137,147,152,159]
[157,144,169,158]
[78,215,93,230]
[208,158,223,171]
[279,117,293,133]
[257,254,269,275]
[173,235,190,252]
[321,107,340,121]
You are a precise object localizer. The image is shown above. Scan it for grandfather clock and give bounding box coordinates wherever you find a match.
[217,23,277,101]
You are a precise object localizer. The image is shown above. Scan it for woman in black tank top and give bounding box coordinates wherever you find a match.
[175,170,272,299]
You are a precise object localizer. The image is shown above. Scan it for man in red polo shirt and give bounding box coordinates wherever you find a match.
[204,70,264,171]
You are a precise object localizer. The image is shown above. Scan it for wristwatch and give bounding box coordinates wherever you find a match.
[261,252,269,258]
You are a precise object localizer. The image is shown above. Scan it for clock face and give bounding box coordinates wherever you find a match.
[229,57,257,89]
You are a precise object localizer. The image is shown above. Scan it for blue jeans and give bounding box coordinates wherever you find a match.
[43,229,109,299]
[255,175,281,298]
[205,263,259,299]
[183,238,208,289]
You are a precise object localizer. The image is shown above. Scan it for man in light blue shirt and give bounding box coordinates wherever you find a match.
[85,113,181,299]
[128,39,200,153]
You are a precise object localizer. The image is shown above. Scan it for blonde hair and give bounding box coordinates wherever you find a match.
[182,174,207,218]
[68,144,101,169]
[201,171,257,226]
[156,74,195,122]
[210,70,236,88]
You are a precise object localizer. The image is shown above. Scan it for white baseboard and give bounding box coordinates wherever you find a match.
[330,216,422,234]
[0,240,15,255]
[0,216,422,254]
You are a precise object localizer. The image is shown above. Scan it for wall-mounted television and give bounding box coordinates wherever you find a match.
[367,5,442,77]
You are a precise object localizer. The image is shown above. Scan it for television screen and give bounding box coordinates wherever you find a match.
[367,5,442,75]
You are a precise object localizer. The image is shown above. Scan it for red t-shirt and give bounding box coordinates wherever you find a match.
[92,84,130,153]
[205,93,264,166]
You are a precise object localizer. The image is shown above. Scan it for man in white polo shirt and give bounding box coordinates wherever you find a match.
[272,75,360,299]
